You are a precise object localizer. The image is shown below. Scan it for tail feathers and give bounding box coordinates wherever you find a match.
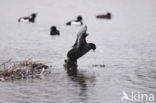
[18,18,21,22]
[66,22,71,25]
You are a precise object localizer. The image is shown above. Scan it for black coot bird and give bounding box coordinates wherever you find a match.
[66,16,83,26]
[96,12,111,19]
[64,26,96,70]
[18,13,37,23]
[50,26,60,35]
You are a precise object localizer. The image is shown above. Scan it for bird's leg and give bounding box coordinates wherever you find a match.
[64,59,77,70]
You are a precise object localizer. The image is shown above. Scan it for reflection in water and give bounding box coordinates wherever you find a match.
[65,67,95,101]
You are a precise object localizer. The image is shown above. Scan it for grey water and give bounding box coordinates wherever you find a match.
[0,0,156,103]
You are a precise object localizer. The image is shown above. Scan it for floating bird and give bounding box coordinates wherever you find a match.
[50,26,60,35]
[65,26,96,69]
[66,16,83,26]
[96,12,111,19]
[18,13,37,23]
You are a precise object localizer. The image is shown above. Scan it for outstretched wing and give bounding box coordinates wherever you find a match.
[73,26,88,49]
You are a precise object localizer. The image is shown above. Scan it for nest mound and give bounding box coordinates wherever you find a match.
[0,58,50,81]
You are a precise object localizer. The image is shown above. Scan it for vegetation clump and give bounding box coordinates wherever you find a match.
[0,58,50,81]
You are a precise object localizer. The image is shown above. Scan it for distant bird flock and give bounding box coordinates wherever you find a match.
[18,12,112,70]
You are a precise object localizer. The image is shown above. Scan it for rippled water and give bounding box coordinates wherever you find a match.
[0,0,156,103]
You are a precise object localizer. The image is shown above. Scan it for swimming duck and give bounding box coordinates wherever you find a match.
[65,26,96,69]
[50,26,60,35]
[18,13,37,23]
[66,16,83,26]
[96,12,111,19]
